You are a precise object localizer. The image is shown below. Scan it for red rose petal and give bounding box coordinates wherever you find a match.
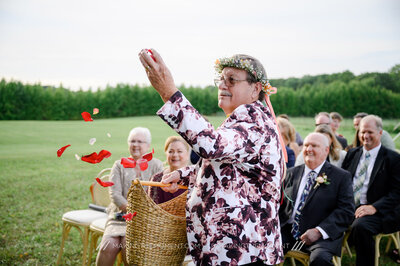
[142,149,154,162]
[98,150,111,159]
[96,177,114,187]
[57,144,71,157]
[121,158,136,168]
[137,158,148,171]
[146,49,156,62]
[81,150,112,164]
[81,112,93,122]
[123,212,137,221]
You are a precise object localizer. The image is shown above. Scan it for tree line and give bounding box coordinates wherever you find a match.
[1,64,399,120]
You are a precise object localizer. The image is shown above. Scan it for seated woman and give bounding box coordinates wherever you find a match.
[96,127,163,266]
[149,136,190,204]
[277,117,300,168]
[295,124,347,167]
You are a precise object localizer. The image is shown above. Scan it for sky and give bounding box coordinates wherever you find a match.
[0,0,399,91]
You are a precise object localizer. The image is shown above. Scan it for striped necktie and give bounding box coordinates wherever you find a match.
[353,151,371,206]
[291,170,317,239]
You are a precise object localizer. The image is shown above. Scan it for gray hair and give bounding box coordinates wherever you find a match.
[315,112,332,123]
[360,115,383,131]
[127,127,151,144]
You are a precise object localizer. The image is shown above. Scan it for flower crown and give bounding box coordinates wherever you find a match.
[215,57,277,95]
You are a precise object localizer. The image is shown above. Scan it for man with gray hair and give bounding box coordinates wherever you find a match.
[280,133,354,265]
[342,115,400,266]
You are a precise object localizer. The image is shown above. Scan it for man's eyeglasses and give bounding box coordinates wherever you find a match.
[214,76,248,87]
[315,123,330,127]
[129,140,147,144]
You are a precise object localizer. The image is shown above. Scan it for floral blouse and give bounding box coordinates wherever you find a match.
[157,91,284,265]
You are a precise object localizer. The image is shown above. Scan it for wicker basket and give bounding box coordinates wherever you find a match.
[126,179,188,266]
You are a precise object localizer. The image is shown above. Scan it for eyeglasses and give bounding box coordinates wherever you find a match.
[129,140,147,144]
[214,76,248,87]
[315,123,330,127]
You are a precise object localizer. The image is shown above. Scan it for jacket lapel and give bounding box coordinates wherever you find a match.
[350,148,363,178]
[291,165,305,202]
[368,146,384,189]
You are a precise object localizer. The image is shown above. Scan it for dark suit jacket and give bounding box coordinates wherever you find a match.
[279,161,355,255]
[342,145,400,233]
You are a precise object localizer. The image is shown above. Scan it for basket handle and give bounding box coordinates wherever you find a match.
[133,179,188,190]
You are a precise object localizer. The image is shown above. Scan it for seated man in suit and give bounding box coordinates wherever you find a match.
[280,133,355,265]
[342,115,400,266]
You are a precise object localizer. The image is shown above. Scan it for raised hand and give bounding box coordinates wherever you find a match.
[138,48,178,102]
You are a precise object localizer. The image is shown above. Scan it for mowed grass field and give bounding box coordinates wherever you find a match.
[0,116,398,265]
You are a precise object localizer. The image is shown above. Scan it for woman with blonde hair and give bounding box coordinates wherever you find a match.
[277,117,300,166]
[148,136,190,204]
[295,124,347,167]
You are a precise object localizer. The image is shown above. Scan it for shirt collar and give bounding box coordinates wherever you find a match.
[362,143,381,159]
[304,160,326,176]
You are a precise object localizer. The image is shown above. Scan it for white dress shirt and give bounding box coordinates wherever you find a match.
[289,161,329,239]
[353,144,381,205]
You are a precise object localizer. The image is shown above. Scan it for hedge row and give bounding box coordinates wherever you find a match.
[1,77,399,120]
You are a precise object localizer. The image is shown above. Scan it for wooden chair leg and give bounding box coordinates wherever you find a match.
[87,232,100,266]
[56,222,72,265]
[81,227,90,266]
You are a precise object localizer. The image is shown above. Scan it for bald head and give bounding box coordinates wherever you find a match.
[303,133,330,170]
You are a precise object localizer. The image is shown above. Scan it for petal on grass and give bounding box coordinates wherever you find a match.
[57,144,71,157]
[75,154,80,160]
[95,177,114,187]
[81,112,93,122]
[93,108,99,115]
[107,133,111,138]
[89,138,96,145]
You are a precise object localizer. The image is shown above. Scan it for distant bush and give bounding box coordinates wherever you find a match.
[1,65,399,120]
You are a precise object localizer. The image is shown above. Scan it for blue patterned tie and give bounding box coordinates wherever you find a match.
[353,151,371,206]
[291,170,317,239]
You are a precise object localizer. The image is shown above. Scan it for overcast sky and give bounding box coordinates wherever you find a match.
[0,0,399,91]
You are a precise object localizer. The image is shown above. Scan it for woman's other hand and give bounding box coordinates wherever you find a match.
[161,170,181,193]
[138,48,178,102]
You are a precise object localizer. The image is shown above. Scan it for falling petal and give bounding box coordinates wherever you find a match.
[96,177,114,187]
[142,149,154,162]
[89,138,96,145]
[81,150,111,164]
[75,154,80,160]
[93,108,99,115]
[123,212,137,221]
[121,158,136,168]
[107,133,111,138]
[137,158,148,171]
[57,145,71,157]
[98,150,111,159]
[81,112,93,122]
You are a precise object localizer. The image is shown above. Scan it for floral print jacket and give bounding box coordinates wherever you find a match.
[157,91,284,265]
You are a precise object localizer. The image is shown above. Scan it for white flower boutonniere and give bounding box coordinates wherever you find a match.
[314,173,330,189]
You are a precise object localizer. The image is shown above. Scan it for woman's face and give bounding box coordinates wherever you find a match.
[331,118,340,132]
[128,132,150,160]
[217,67,258,115]
[166,141,189,171]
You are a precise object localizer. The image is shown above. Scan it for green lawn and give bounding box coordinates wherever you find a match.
[0,116,398,265]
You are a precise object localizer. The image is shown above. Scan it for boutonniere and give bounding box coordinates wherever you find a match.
[314,173,330,189]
